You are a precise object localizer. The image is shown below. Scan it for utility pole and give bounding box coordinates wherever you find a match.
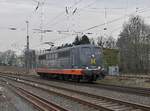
[104,8,107,31]
[41,1,44,41]
[34,0,45,41]
[26,21,29,73]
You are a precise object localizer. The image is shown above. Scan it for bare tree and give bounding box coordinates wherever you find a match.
[97,36,117,49]
[97,36,106,48]
[0,50,17,66]
[105,36,117,49]
[117,15,150,74]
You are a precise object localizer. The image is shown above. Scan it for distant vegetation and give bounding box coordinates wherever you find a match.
[57,34,117,49]
[117,15,150,73]
[0,50,24,67]
[57,35,91,49]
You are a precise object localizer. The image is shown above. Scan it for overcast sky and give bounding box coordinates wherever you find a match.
[0,0,150,54]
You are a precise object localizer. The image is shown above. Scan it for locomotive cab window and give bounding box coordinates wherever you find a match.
[81,47,91,55]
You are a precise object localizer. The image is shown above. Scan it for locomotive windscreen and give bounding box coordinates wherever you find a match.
[79,46,102,68]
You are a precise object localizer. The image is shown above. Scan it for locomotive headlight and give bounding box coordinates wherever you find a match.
[86,67,89,69]
[92,54,95,58]
[98,66,101,69]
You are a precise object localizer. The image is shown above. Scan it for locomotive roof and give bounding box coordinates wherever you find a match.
[55,44,99,51]
[40,44,101,55]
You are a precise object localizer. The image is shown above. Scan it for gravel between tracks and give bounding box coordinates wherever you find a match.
[0,83,38,111]
[5,79,99,111]
[1,74,150,110]
[23,76,150,106]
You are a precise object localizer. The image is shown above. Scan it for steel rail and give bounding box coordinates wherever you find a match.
[0,80,68,111]
[0,75,150,111]
[3,73,150,97]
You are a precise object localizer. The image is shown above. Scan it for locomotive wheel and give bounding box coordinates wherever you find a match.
[60,75,65,80]
[75,75,81,82]
[71,75,80,82]
[63,75,69,80]
[38,73,46,78]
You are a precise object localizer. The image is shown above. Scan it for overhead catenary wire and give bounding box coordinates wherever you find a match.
[38,7,150,39]
[29,0,96,34]
[2,4,150,36]
[45,0,98,31]
[82,7,150,32]
[30,0,84,37]
[7,7,150,39]
[2,0,150,52]
[33,0,98,42]
[44,0,85,29]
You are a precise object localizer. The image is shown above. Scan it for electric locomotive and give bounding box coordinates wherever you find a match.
[35,44,105,82]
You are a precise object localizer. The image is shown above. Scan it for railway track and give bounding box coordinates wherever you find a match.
[0,74,150,111]
[5,73,150,97]
[38,76,150,97]
[90,83,150,96]
[107,75,150,79]
[30,76,150,97]
[0,81,68,111]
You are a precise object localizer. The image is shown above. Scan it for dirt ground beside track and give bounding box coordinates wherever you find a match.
[97,76,150,88]
[0,85,18,111]
[0,84,38,111]
[0,66,37,75]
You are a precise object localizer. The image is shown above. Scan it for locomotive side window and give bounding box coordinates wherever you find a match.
[50,54,51,59]
[48,53,51,59]
[54,53,58,59]
[58,50,70,58]
[46,54,49,59]
[39,54,46,60]
[52,53,54,59]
